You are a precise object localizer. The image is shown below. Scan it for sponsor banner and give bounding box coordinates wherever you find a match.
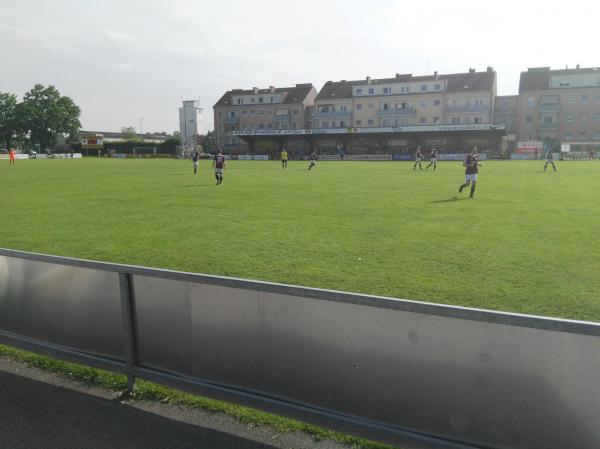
[561,144,570,153]
[34,154,47,159]
[424,139,447,146]
[114,153,128,158]
[72,153,82,159]
[392,154,413,161]
[345,154,391,161]
[318,155,342,161]
[510,153,535,160]
[516,141,543,154]
[438,153,465,161]
[388,139,408,146]
[252,155,269,160]
[237,155,252,160]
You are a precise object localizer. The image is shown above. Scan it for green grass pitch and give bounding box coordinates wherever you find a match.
[1,158,598,322]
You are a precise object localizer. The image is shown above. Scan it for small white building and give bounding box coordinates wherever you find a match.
[179,100,203,147]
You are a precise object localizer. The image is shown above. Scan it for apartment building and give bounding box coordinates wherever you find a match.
[314,68,496,130]
[213,84,317,152]
[517,66,600,143]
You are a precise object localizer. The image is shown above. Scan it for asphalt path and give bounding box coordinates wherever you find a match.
[0,369,277,449]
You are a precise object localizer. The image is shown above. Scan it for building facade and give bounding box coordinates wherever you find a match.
[213,84,317,152]
[517,66,600,144]
[179,100,204,147]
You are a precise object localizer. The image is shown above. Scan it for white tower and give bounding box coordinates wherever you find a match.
[179,100,203,147]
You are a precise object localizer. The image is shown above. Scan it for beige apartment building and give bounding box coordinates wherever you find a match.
[517,66,600,144]
[314,68,496,130]
[213,84,317,152]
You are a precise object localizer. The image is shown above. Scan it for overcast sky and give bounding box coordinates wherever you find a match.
[1,0,597,134]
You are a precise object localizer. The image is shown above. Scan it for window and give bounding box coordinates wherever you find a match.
[400,86,410,93]
[259,124,264,129]
[540,95,558,104]
[594,113,600,121]
[368,103,374,110]
[382,103,389,110]
[368,119,374,125]
[237,98,243,105]
[219,112,223,118]
[434,100,441,106]
[321,106,329,113]
[593,132,600,140]
[228,111,236,118]
[251,98,256,103]
[292,123,297,129]
[420,101,427,107]
[271,97,275,103]
[419,117,426,124]
[580,114,587,122]
[433,117,440,124]
[474,117,481,124]
[383,87,391,94]
[526,115,533,123]
[251,110,255,116]
[322,121,329,128]
[565,133,573,140]
[356,120,362,125]
[420,85,427,92]
[332,122,337,128]
[267,110,273,115]
[566,114,574,121]
[340,105,348,112]
[382,119,389,126]
[527,98,534,107]
[340,121,346,127]
[356,88,363,95]
[368,88,375,95]
[542,116,553,123]
[568,96,576,103]
[267,124,272,129]
[259,97,264,103]
[242,110,247,115]
[293,109,299,115]
[356,103,362,110]
[579,132,586,139]
[435,84,441,91]
[596,96,600,103]
[452,117,460,124]
[581,95,589,103]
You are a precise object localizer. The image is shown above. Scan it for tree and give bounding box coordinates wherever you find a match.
[121,126,140,142]
[21,85,81,150]
[199,130,215,153]
[0,92,25,150]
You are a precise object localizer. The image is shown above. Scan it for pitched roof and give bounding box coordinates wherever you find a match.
[315,71,496,100]
[214,84,315,107]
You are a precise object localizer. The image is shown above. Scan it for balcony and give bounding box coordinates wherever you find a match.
[377,107,416,117]
[274,114,290,122]
[223,116,239,124]
[538,103,561,112]
[314,110,352,119]
[539,122,559,129]
[444,105,489,113]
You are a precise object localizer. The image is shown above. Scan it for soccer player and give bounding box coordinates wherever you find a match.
[213,149,226,185]
[9,148,16,166]
[191,149,200,174]
[280,147,288,168]
[426,147,438,171]
[308,151,317,170]
[413,146,423,170]
[458,147,482,198]
[544,150,557,172]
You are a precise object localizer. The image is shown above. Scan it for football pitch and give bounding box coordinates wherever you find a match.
[1,158,598,322]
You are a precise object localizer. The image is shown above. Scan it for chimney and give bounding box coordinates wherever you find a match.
[576,64,580,69]
[366,76,371,84]
[469,67,476,74]
[486,66,493,72]
[253,87,258,94]
[396,73,401,79]
[269,85,275,93]
[434,70,438,79]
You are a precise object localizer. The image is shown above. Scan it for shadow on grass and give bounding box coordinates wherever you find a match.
[430,196,470,204]
[182,184,214,188]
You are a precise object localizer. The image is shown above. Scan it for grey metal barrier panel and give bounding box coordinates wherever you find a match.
[0,255,125,363]
[133,275,600,449]
[2,248,600,449]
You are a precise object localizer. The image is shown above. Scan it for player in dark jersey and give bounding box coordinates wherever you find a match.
[191,150,200,174]
[426,147,438,171]
[458,147,482,198]
[413,146,423,170]
[544,150,556,172]
[308,152,317,170]
[213,149,226,185]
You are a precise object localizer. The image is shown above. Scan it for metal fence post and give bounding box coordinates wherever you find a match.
[119,272,138,394]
